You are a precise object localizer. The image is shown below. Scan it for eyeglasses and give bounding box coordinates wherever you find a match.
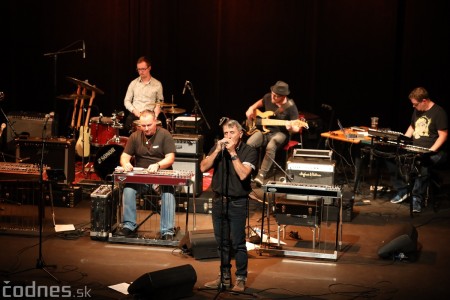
[136,67,149,72]
[412,101,421,108]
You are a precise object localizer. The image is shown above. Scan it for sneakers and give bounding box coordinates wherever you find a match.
[231,277,246,292]
[413,196,422,213]
[413,207,422,213]
[390,193,408,204]
[254,173,265,187]
[204,275,231,289]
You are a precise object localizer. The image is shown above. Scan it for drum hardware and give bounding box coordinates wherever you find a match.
[56,93,91,100]
[66,76,105,95]
[163,107,186,115]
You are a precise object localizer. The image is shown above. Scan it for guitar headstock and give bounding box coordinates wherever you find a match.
[292,119,309,129]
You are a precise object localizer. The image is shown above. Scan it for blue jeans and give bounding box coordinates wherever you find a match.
[246,131,287,176]
[387,151,447,208]
[122,184,176,235]
[211,197,248,279]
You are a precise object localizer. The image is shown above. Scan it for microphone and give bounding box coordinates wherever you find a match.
[82,40,86,59]
[182,80,190,95]
[0,123,6,138]
[321,103,333,111]
[43,112,55,129]
[220,141,229,149]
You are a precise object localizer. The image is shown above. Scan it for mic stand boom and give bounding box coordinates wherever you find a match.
[186,82,211,133]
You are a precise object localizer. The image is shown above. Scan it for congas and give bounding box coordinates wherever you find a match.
[90,116,119,147]
[94,144,125,180]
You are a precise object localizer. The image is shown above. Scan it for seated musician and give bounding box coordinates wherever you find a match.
[123,56,165,134]
[116,109,177,239]
[245,80,303,187]
[388,87,448,213]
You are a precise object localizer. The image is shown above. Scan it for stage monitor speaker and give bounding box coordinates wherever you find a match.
[128,264,197,299]
[6,112,56,143]
[16,137,75,185]
[378,224,418,261]
[173,156,203,196]
[178,229,218,260]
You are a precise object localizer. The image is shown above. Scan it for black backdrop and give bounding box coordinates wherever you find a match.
[1,0,449,152]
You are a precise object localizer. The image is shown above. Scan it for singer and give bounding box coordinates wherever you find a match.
[123,56,165,134]
[200,119,258,292]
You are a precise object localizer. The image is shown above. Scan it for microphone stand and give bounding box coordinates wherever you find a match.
[43,40,84,110]
[186,82,211,133]
[10,117,60,282]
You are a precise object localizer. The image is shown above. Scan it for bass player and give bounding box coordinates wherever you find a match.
[245,80,304,187]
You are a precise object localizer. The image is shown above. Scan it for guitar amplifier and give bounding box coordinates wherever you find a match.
[90,184,118,241]
[174,116,204,134]
[172,134,204,156]
[286,156,335,186]
[6,111,56,143]
[16,137,75,185]
[274,197,322,226]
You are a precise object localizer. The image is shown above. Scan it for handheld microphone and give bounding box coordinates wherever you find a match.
[182,80,190,95]
[0,123,6,138]
[82,40,86,59]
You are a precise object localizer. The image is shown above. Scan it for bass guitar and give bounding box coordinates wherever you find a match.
[246,109,309,135]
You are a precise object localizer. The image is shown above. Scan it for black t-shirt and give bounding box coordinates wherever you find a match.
[261,93,299,134]
[124,127,176,169]
[411,103,448,149]
[209,142,258,197]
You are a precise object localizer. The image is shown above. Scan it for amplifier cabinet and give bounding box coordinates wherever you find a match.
[90,184,118,240]
[43,184,82,208]
[7,112,56,143]
[173,156,203,196]
[274,198,322,226]
[174,116,204,135]
[16,137,75,185]
[287,156,335,185]
[172,134,204,156]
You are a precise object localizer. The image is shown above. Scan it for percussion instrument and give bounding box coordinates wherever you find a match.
[66,76,105,95]
[90,116,119,147]
[106,136,129,147]
[94,143,125,180]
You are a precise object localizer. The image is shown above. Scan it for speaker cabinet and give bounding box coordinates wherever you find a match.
[7,112,56,143]
[173,156,203,196]
[16,137,75,184]
[378,224,418,260]
[178,229,218,260]
[128,264,197,299]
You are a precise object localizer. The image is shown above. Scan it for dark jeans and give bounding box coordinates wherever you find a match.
[211,196,248,279]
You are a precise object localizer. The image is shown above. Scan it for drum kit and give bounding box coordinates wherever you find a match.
[58,77,187,179]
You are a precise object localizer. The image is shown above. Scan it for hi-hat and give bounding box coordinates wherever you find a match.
[157,102,177,107]
[66,76,105,95]
[57,94,91,100]
[163,108,186,114]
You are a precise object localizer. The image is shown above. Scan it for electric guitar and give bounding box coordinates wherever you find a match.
[75,94,94,157]
[246,109,309,135]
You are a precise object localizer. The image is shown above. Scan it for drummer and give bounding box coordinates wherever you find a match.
[123,56,164,134]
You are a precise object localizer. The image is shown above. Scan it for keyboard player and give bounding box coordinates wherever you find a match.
[387,87,447,213]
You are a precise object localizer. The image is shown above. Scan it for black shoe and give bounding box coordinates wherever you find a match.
[116,228,137,237]
[161,234,173,241]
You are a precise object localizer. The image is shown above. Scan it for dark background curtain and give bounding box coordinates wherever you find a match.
[1,0,449,151]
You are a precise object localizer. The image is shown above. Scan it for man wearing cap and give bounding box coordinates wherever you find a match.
[245,81,302,186]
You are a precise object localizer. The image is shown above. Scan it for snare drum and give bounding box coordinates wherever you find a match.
[90,116,119,147]
[106,136,128,147]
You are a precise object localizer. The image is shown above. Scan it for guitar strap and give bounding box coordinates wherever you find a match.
[274,99,294,116]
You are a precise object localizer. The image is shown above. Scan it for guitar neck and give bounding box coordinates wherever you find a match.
[259,119,290,126]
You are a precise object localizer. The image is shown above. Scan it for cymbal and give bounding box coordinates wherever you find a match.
[163,107,186,115]
[56,93,91,100]
[157,102,177,107]
[66,76,105,95]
